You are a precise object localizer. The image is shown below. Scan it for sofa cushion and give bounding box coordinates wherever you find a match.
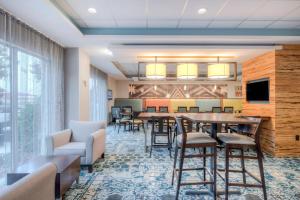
[54,142,86,157]
[69,120,106,142]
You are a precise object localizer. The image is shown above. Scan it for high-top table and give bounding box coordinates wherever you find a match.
[138,112,261,147]
[139,112,265,197]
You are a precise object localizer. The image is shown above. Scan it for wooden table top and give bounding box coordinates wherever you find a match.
[138,112,261,124]
[12,155,80,173]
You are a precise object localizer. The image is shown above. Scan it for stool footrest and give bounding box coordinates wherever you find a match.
[184,153,215,158]
[228,182,263,188]
[180,181,214,186]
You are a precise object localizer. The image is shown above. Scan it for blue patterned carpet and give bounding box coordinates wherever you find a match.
[64,126,300,200]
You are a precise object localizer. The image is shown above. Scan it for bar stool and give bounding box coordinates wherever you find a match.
[150,116,172,158]
[217,117,267,200]
[172,117,217,200]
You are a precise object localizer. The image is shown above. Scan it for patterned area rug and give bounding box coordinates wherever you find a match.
[64,126,300,200]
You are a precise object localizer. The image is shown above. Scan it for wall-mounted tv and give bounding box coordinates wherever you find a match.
[246,78,269,102]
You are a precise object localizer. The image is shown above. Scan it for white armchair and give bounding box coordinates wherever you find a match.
[0,163,57,200]
[46,120,106,172]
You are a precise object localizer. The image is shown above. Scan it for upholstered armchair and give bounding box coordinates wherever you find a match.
[0,163,57,200]
[47,121,106,172]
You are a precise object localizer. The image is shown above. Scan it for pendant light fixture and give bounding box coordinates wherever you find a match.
[177,63,198,80]
[208,57,230,79]
[146,57,166,79]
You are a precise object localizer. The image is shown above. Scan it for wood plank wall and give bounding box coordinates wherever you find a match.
[275,45,300,156]
[243,45,300,157]
[242,52,276,155]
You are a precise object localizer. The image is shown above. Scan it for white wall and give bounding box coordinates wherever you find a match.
[115,80,130,98]
[78,49,90,121]
[64,48,90,127]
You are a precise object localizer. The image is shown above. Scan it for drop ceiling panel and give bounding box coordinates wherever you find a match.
[182,0,228,20]
[248,0,300,20]
[108,0,146,20]
[268,21,300,29]
[148,20,178,28]
[148,0,186,20]
[283,7,300,20]
[238,20,273,28]
[178,20,211,28]
[64,0,113,20]
[208,20,242,28]
[215,0,266,20]
[117,20,146,28]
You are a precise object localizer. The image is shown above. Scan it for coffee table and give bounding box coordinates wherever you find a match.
[7,155,80,199]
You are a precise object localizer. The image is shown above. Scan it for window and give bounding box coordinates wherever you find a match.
[0,43,12,181]
[0,44,49,183]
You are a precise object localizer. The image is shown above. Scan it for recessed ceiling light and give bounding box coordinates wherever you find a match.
[103,48,113,56]
[198,8,207,14]
[88,8,97,14]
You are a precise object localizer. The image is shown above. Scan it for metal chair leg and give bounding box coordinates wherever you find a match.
[172,144,179,185]
[175,147,185,200]
[225,146,230,200]
[258,151,267,200]
[241,148,246,184]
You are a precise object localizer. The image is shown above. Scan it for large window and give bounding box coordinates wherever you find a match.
[0,43,49,181]
[0,8,64,185]
[0,43,11,181]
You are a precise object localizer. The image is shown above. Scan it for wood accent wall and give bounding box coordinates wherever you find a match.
[275,45,300,156]
[243,45,300,157]
[242,52,276,155]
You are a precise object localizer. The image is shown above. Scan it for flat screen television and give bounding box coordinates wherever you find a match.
[246,78,269,102]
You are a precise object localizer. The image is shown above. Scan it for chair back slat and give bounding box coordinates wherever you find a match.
[159,106,168,113]
[178,107,187,113]
[212,107,222,113]
[224,107,234,113]
[111,106,121,119]
[147,106,156,112]
[151,116,170,134]
[189,107,199,113]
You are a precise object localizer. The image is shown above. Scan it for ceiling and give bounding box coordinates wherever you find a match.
[53,0,300,29]
[0,0,300,80]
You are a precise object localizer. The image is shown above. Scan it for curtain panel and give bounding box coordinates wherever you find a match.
[0,8,64,182]
[90,66,107,121]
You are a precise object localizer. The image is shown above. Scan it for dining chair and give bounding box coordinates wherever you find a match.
[159,106,168,113]
[172,117,217,200]
[224,107,234,113]
[188,106,200,131]
[111,106,121,129]
[116,110,131,133]
[122,106,133,118]
[217,117,267,200]
[130,111,145,133]
[189,106,199,113]
[149,116,172,158]
[177,106,187,113]
[212,107,222,113]
[146,106,156,112]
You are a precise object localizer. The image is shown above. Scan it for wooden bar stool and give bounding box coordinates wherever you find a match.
[217,117,267,200]
[172,117,217,200]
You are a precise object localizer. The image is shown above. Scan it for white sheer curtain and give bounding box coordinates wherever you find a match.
[90,66,107,121]
[0,9,64,182]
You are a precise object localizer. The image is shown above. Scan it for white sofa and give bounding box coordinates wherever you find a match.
[47,120,106,172]
[0,163,57,200]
